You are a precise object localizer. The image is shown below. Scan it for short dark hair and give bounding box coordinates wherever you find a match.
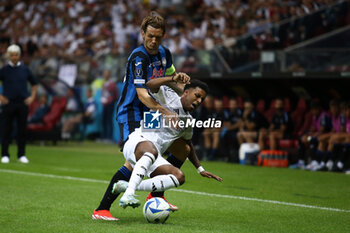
[184,79,209,94]
[141,12,166,34]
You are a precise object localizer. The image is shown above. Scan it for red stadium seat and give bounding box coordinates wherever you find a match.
[27,96,67,132]
[222,96,229,109]
[237,96,243,109]
[28,98,41,119]
[295,98,307,111]
[284,98,290,112]
[256,99,265,114]
[265,139,298,149]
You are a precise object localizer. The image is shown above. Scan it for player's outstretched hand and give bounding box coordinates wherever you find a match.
[200,171,223,182]
[174,72,190,84]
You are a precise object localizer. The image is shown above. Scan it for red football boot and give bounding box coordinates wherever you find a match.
[146,193,178,211]
[92,209,119,221]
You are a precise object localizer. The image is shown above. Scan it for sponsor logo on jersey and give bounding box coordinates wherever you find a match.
[151,68,165,79]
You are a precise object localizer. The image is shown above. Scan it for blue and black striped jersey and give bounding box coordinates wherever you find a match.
[116,44,175,124]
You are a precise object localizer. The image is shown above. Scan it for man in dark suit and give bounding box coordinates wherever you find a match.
[0,44,38,164]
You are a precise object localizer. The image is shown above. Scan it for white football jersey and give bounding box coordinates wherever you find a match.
[137,85,193,155]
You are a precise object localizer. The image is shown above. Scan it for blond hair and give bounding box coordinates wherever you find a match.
[7,44,21,55]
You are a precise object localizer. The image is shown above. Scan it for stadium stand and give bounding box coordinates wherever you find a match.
[0,1,349,173]
[0,0,348,79]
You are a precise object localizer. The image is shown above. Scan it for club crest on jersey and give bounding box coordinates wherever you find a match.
[162,57,166,67]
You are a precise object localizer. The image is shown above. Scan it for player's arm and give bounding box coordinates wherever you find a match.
[136,88,173,116]
[25,68,38,105]
[132,55,175,116]
[165,72,190,95]
[185,139,223,182]
[146,72,190,94]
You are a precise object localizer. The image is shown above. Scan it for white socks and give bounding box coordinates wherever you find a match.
[337,161,344,169]
[124,152,155,196]
[137,174,180,192]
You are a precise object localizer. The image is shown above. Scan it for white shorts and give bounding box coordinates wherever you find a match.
[123,130,170,177]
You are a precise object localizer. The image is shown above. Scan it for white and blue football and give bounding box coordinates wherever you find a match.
[143,197,171,224]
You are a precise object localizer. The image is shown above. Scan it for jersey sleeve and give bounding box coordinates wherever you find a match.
[149,85,166,105]
[163,46,176,76]
[131,56,148,88]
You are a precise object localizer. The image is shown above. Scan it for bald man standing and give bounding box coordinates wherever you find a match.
[0,44,38,164]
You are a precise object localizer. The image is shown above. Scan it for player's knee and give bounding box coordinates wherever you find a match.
[184,144,191,156]
[174,169,185,185]
[135,141,158,159]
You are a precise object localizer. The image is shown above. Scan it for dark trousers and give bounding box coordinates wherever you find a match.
[1,101,28,157]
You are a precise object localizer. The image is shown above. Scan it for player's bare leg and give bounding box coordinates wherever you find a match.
[114,164,184,194]
[119,141,158,208]
[146,138,190,211]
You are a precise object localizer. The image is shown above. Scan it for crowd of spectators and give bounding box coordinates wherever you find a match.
[1,1,349,170]
[0,0,347,74]
[192,95,350,174]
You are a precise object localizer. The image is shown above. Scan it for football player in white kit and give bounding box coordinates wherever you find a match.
[115,77,222,208]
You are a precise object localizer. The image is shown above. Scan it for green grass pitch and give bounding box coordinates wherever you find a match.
[0,142,349,233]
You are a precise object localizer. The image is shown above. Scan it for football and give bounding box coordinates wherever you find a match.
[143,197,171,224]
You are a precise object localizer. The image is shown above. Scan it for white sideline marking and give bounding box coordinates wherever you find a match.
[1,168,349,213]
